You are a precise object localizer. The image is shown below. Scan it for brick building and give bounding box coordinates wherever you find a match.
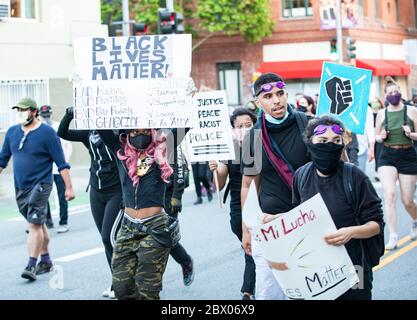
[192,0,417,107]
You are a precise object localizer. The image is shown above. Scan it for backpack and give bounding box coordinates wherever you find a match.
[297,161,385,267]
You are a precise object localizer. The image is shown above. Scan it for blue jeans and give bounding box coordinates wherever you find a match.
[46,174,68,225]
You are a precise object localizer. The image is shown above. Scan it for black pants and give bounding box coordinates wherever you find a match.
[90,185,123,270]
[165,187,191,266]
[230,210,256,295]
[192,163,211,198]
[45,174,68,225]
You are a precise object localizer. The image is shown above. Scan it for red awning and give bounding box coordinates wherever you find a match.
[387,60,411,75]
[256,60,327,79]
[355,59,410,76]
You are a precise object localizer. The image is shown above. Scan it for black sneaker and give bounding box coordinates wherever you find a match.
[46,219,54,229]
[193,197,203,205]
[242,293,254,300]
[207,191,213,202]
[181,258,195,286]
[36,261,53,275]
[21,265,37,281]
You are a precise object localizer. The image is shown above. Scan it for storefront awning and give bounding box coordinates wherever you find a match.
[355,59,410,76]
[256,60,327,79]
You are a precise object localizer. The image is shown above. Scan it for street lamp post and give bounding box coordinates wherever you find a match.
[122,0,130,36]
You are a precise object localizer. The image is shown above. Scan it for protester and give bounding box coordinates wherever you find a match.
[191,162,212,205]
[369,97,385,178]
[58,107,123,299]
[98,127,185,300]
[39,105,73,233]
[375,76,417,250]
[209,107,257,300]
[164,143,194,287]
[293,115,384,300]
[297,95,316,120]
[240,73,310,300]
[0,97,75,281]
[355,107,376,172]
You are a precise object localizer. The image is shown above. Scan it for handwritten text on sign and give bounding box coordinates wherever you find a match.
[255,194,359,300]
[187,91,235,162]
[73,34,191,81]
[73,78,193,129]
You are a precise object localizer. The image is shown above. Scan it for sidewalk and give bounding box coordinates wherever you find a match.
[0,167,91,221]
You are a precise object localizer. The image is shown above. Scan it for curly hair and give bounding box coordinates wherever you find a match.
[303,115,345,143]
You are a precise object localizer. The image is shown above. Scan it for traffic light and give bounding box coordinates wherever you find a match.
[329,37,338,61]
[133,22,148,36]
[330,37,337,53]
[158,9,175,34]
[346,37,357,59]
[157,8,184,34]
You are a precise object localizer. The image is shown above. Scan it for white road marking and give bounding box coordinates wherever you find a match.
[54,247,104,262]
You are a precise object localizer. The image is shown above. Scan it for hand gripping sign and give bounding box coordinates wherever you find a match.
[244,192,359,300]
[317,62,372,134]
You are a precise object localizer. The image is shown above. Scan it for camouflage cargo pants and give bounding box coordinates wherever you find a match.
[111,214,170,300]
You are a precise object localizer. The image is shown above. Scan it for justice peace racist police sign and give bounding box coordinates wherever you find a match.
[317,62,372,134]
[186,90,235,162]
[72,35,193,129]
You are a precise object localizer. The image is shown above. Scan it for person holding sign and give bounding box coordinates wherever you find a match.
[209,108,257,300]
[375,77,417,250]
[240,73,310,300]
[98,128,184,300]
[292,115,384,300]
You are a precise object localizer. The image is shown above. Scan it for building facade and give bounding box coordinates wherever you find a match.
[192,0,417,106]
[0,0,107,166]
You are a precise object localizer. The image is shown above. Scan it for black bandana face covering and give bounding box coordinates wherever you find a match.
[307,142,344,175]
[129,134,152,150]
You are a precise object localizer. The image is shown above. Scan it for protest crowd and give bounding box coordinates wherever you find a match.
[1,33,417,301]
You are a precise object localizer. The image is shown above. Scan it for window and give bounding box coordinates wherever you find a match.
[395,0,400,22]
[282,0,313,18]
[374,0,380,19]
[0,79,48,132]
[0,0,36,19]
[415,0,417,27]
[217,62,242,107]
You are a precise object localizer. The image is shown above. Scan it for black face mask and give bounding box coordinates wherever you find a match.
[307,142,344,175]
[129,134,152,150]
[298,106,308,113]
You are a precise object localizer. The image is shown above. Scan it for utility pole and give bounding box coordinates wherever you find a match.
[166,0,174,11]
[122,0,130,36]
[335,0,343,64]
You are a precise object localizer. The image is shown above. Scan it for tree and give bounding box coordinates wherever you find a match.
[196,0,274,43]
[100,0,275,49]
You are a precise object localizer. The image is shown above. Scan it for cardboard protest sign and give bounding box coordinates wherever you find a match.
[254,193,359,300]
[317,62,372,134]
[73,78,193,129]
[74,34,191,81]
[186,90,235,162]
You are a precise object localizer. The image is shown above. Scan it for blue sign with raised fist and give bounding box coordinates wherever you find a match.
[317,62,372,134]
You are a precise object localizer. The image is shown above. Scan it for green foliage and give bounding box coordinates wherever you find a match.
[196,0,274,43]
[100,0,274,43]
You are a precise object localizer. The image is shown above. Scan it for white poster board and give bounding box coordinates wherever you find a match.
[73,34,191,81]
[72,34,193,129]
[248,193,359,300]
[186,90,235,162]
[72,78,193,129]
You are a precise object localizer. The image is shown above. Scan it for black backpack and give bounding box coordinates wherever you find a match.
[297,162,385,267]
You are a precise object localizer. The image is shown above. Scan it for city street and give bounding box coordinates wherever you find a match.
[0,180,416,300]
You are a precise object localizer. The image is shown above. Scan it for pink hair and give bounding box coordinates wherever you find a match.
[117,129,173,186]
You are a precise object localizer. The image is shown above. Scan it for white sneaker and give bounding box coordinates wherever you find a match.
[102,286,116,299]
[102,286,111,297]
[410,222,417,241]
[57,225,69,233]
[385,234,398,250]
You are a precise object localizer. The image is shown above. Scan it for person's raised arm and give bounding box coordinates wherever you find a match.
[57,107,89,143]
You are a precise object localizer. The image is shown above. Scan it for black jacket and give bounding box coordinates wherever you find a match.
[57,113,120,190]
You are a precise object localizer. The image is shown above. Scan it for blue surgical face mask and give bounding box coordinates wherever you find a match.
[265,111,289,124]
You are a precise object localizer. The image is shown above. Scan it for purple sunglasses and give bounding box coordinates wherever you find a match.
[313,124,344,136]
[255,81,286,96]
